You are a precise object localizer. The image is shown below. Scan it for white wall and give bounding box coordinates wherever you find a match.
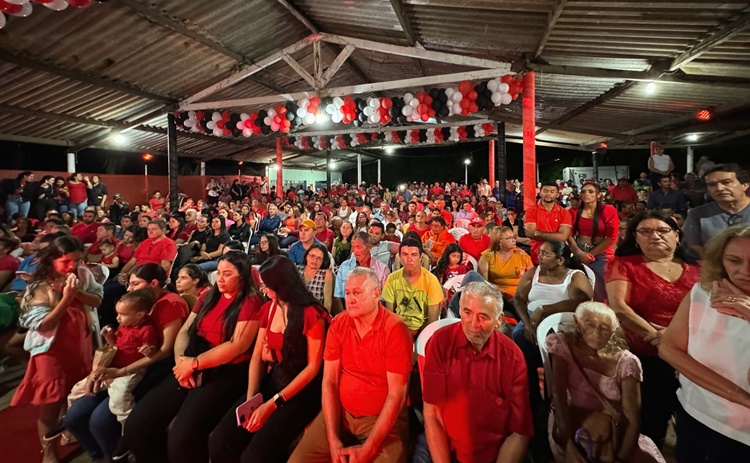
[267,168,342,188]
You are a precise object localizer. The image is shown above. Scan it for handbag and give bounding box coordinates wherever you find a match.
[561,353,623,463]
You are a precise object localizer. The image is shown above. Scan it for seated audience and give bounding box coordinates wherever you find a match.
[458,216,491,260]
[432,243,470,285]
[393,230,432,272]
[332,221,354,266]
[478,226,533,305]
[288,267,413,463]
[254,234,285,266]
[422,216,456,265]
[193,216,231,271]
[299,243,334,312]
[228,211,250,243]
[249,203,281,245]
[175,264,211,308]
[70,207,100,244]
[335,232,389,305]
[660,224,750,462]
[288,219,321,266]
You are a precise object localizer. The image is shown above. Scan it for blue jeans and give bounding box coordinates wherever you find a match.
[279,235,298,248]
[586,252,610,303]
[70,200,88,218]
[198,260,219,273]
[5,196,30,223]
[63,392,120,461]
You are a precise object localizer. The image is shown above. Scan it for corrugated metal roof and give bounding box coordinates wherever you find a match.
[0,0,747,161]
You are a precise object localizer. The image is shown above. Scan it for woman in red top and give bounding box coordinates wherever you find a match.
[115,226,138,265]
[124,252,262,463]
[606,211,700,448]
[209,255,328,463]
[568,182,619,302]
[66,173,90,218]
[408,210,431,238]
[148,192,165,212]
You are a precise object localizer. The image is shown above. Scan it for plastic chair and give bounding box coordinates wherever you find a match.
[453,219,470,230]
[448,227,469,241]
[415,318,461,381]
[88,263,110,285]
[581,264,596,290]
[462,253,477,271]
[536,312,575,400]
[208,270,218,285]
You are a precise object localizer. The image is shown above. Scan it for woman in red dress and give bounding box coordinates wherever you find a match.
[12,236,103,462]
[606,211,700,449]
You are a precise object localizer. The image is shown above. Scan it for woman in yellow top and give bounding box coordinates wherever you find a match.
[478,226,533,304]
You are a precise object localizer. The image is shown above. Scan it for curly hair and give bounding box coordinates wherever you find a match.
[699,224,750,291]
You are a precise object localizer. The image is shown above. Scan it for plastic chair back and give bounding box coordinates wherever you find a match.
[536,312,576,400]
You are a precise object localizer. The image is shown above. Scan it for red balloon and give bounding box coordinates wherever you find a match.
[460,99,471,109]
[273,116,281,124]
[281,126,290,134]
[224,129,231,136]
[420,113,429,122]
[428,108,436,117]
[424,96,433,105]
[216,120,225,129]
[222,112,230,121]
[470,103,479,112]
[253,127,261,135]
[458,80,472,94]
[461,108,470,116]
[468,91,478,101]
[501,75,514,85]
[195,110,205,121]
[418,103,428,114]
[69,0,93,7]
[0,1,22,14]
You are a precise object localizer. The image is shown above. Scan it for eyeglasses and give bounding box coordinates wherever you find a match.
[635,227,674,237]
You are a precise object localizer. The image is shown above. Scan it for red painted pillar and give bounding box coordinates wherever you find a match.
[522,72,536,211]
[276,137,283,199]
[488,139,495,186]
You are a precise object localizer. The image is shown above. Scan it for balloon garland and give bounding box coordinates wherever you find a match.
[0,0,99,28]
[288,123,497,151]
[173,75,522,138]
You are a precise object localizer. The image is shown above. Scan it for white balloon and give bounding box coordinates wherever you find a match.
[6,0,31,4]
[403,93,414,103]
[239,112,249,121]
[184,119,195,128]
[44,0,68,11]
[325,104,335,115]
[487,79,499,92]
[501,93,513,105]
[369,98,380,109]
[242,128,252,137]
[446,99,454,108]
[10,2,31,17]
[267,108,276,118]
[212,111,222,121]
[0,13,6,30]
[303,113,315,125]
[263,116,272,126]
[191,124,201,133]
[491,92,503,104]
[213,127,223,137]
[296,108,307,118]
[450,92,463,103]
[371,112,381,123]
[499,83,510,93]
[363,106,374,116]
[299,98,309,109]
[401,105,413,117]
[409,98,419,108]
[333,97,344,107]
[331,112,343,124]
[206,121,216,130]
[445,87,454,98]
[187,110,196,119]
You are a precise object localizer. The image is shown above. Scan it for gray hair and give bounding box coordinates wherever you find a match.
[574,302,619,330]
[460,281,504,315]
[346,266,380,291]
[352,231,373,247]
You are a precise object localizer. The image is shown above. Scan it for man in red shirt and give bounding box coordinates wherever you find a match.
[458,216,491,261]
[71,208,100,244]
[609,177,638,204]
[420,282,533,463]
[85,222,120,263]
[117,219,177,284]
[313,212,334,251]
[289,267,412,463]
[524,182,573,264]
[429,182,444,197]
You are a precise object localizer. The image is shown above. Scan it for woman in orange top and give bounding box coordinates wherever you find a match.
[279,207,301,248]
[478,226,533,303]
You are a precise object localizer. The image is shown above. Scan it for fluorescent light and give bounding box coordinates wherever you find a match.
[645,82,656,95]
[329,162,336,169]
[112,133,127,145]
[688,133,698,142]
[464,159,471,165]
[385,147,395,155]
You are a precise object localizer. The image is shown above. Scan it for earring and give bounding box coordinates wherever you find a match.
[635,242,640,249]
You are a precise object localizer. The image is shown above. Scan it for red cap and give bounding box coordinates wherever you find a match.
[469,216,485,226]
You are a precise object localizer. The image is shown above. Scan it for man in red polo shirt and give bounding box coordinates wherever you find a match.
[116,219,177,286]
[85,222,120,263]
[289,267,413,463]
[458,216,491,261]
[71,208,100,244]
[524,182,573,264]
[420,282,533,463]
[609,177,638,204]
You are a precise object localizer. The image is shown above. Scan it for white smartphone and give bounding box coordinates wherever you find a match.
[235,393,264,427]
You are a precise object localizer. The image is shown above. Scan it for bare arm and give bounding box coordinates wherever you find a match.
[246,327,267,397]
[277,319,325,401]
[539,272,593,316]
[173,312,195,361]
[75,290,102,309]
[525,224,572,243]
[109,319,182,377]
[323,270,333,312]
[550,352,574,445]
[659,294,750,409]
[423,402,452,463]
[513,269,535,327]
[496,433,530,463]
[120,257,137,276]
[322,359,344,453]
[617,377,642,461]
[384,301,395,312]
[478,254,489,281]
[426,304,440,326]
[607,280,658,340]
[38,293,75,332]
[196,319,259,369]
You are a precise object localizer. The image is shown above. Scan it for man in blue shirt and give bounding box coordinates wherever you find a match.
[287,219,322,265]
[647,175,688,215]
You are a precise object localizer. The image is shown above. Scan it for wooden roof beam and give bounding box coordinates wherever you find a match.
[534,0,568,59]
[670,7,750,71]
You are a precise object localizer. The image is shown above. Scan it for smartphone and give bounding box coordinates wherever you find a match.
[235,393,264,427]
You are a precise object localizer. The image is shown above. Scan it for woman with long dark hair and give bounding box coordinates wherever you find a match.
[124,252,262,463]
[193,216,231,271]
[209,255,328,463]
[567,181,619,301]
[166,214,189,244]
[254,234,284,266]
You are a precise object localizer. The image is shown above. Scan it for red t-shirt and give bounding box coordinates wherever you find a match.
[151,292,189,341]
[570,205,619,256]
[193,294,263,363]
[0,254,20,273]
[423,323,534,463]
[609,185,637,204]
[429,187,445,196]
[111,323,160,368]
[148,198,164,211]
[458,233,491,261]
[116,243,135,264]
[525,203,573,264]
[259,302,328,362]
[315,228,335,250]
[71,222,100,244]
[324,306,413,417]
[408,224,430,239]
[133,237,177,267]
[67,181,88,203]
[88,237,121,256]
[101,253,116,266]
[605,255,699,356]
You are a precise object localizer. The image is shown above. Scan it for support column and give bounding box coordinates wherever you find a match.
[488,139,495,187]
[377,159,381,185]
[200,161,206,176]
[326,149,332,191]
[66,152,76,173]
[686,145,694,173]
[276,137,283,199]
[167,113,179,212]
[357,154,362,186]
[496,123,507,204]
[522,72,536,211]
[592,150,599,183]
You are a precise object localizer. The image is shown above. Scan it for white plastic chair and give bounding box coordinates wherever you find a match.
[448,227,469,241]
[453,218,470,230]
[581,264,596,290]
[462,253,477,271]
[536,312,576,400]
[88,264,110,285]
[208,270,218,285]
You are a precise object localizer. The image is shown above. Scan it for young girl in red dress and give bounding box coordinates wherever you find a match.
[11,236,104,463]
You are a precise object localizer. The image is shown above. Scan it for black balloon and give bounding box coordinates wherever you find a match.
[258,110,268,119]
[441,127,451,139]
[438,107,450,118]
[429,88,439,99]
[389,107,398,118]
[419,130,427,143]
[255,118,265,128]
[466,126,476,138]
[353,119,362,127]
[439,93,448,104]
[261,126,271,135]
[286,112,295,121]
[431,99,441,110]
[232,129,241,137]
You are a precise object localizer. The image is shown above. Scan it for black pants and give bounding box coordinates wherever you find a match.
[209,372,323,463]
[124,361,248,463]
[100,278,127,327]
[675,402,750,462]
[639,355,679,448]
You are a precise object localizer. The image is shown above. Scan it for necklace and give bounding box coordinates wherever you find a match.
[543,267,567,281]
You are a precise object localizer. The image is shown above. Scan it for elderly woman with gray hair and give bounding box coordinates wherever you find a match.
[547,302,664,463]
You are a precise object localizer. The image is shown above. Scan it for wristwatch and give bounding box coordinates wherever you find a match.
[273,393,287,408]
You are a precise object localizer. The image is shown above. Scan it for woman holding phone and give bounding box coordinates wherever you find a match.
[209,255,329,463]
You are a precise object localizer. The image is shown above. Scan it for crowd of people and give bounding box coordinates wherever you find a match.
[0,157,748,463]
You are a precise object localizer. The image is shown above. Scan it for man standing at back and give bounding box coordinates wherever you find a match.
[383,238,443,337]
[524,182,572,264]
[289,267,413,463]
